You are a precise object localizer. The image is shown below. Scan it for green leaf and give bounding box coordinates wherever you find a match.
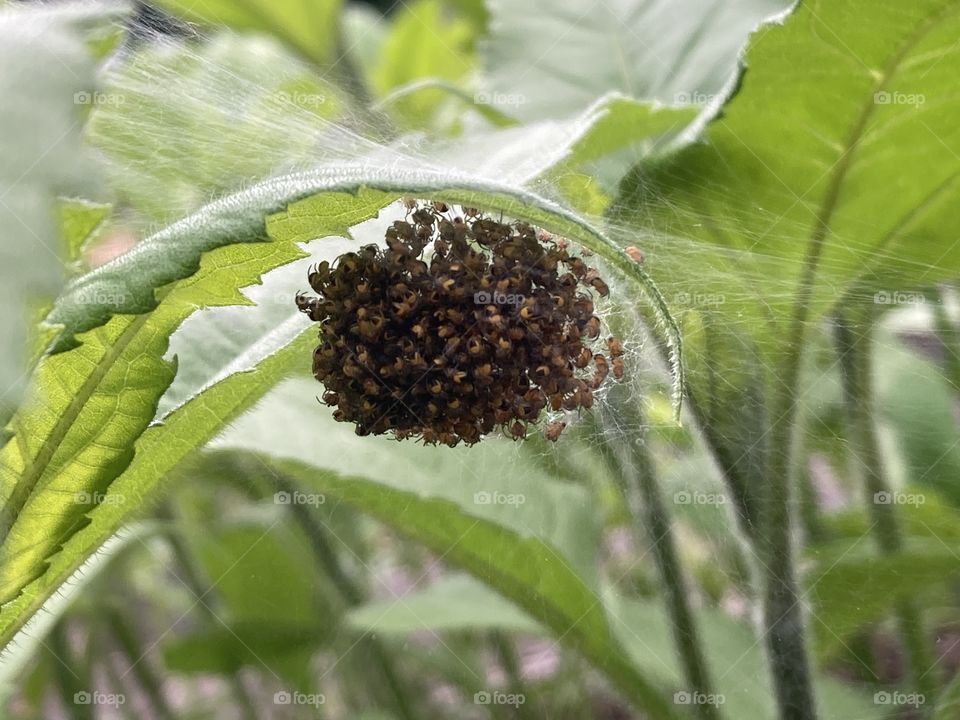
[164,516,332,682]
[0,525,146,701]
[481,0,790,121]
[347,574,542,635]
[611,0,960,521]
[164,623,322,676]
[563,96,696,168]
[370,0,475,128]
[541,95,698,202]
[0,332,313,651]
[617,0,960,346]
[0,189,389,639]
[401,93,693,194]
[807,536,960,660]
[153,0,342,66]
[229,450,682,719]
[877,333,960,506]
[188,516,331,627]
[0,313,176,604]
[58,199,111,267]
[0,1,121,411]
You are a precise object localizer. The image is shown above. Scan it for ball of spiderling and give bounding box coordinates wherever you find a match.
[295,200,624,447]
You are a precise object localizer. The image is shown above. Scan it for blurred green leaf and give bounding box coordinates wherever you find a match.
[347,574,542,635]
[481,0,790,121]
[165,517,332,685]
[350,574,881,720]
[153,0,342,66]
[877,333,960,507]
[0,1,121,412]
[58,199,110,267]
[342,3,387,82]
[233,450,681,719]
[164,623,322,675]
[371,0,475,128]
[612,0,960,524]
[188,519,329,627]
[807,536,960,659]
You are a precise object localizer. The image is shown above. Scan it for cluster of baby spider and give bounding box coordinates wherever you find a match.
[296,199,624,447]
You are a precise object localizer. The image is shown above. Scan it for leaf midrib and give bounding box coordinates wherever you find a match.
[0,312,151,545]
[794,1,960,333]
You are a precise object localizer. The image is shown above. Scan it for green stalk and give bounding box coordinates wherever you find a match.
[159,508,259,720]
[105,605,174,720]
[266,471,420,720]
[835,310,937,709]
[598,388,720,720]
[490,631,537,720]
[762,343,819,720]
[49,620,94,720]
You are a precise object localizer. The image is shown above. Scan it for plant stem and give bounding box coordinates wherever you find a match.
[490,631,537,720]
[267,471,420,720]
[105,605,174,720]
[159,508,259,720]
[50,620,94,720]
[600,388,720,720]
[835,311,937,708]
[628,436,721,720]
[763,343,820,720]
